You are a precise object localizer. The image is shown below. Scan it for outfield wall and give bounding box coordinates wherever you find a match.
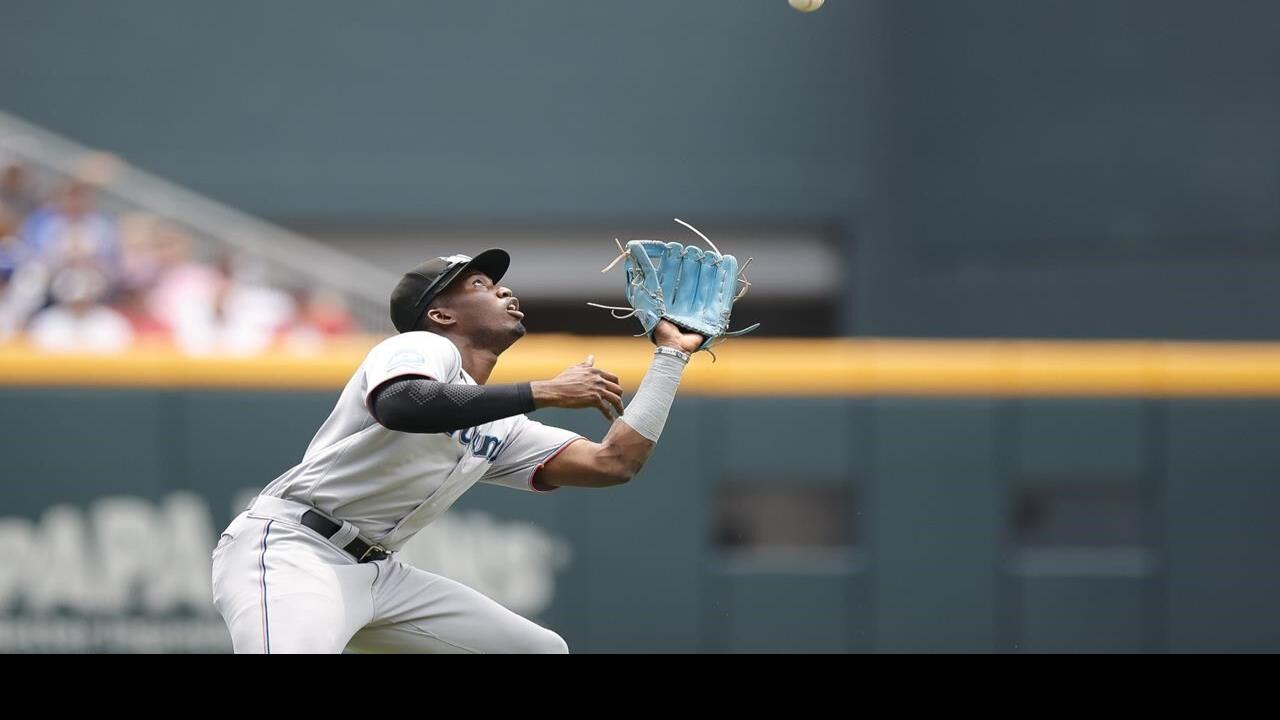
[2,339,1278,652]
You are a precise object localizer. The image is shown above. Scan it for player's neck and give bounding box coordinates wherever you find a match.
[445,334,500,384]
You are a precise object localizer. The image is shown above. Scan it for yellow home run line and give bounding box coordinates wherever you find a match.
[3,335,1280,396]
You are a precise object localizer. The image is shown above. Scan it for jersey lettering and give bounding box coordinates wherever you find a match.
[445,427,503,462]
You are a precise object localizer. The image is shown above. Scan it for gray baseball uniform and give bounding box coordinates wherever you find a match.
[211,331,582,653]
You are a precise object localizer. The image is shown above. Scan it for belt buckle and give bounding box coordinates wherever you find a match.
[359,544,388,562]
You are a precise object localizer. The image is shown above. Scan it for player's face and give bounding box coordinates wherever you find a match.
[445,271,526,345]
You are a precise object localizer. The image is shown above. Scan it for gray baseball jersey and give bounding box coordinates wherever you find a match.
[213,331,581,653]
[258,330,582,551]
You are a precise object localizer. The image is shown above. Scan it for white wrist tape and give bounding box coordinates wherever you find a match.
[618,348,689,442]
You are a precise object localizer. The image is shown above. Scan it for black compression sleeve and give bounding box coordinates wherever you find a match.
[370,377,536,433]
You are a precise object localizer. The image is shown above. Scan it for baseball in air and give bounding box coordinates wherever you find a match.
[789,0,825,12]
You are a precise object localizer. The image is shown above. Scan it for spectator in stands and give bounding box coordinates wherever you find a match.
[0,206,27,280]
[27,264,133,353]
[172,254,295,356]
[22,179,120,280]
[113,283,170,343]
[117,211,164,289]
[145,222,219,333]
[0,207,48,341]
[0,159,40,219]
[279,286,357,353]
[0,208,21,340]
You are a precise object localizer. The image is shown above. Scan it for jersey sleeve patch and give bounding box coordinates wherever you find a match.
[362,333,461,412]
[385,350,427,374]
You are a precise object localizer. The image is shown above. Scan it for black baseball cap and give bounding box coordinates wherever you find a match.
[389,249,511,333]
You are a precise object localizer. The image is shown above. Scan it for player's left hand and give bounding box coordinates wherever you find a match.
[587,220,759,355]
[652,320,705,355]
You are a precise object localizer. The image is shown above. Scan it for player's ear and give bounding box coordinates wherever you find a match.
[425,307,456,329]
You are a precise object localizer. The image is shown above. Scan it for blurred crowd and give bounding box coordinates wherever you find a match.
[0,157,359,355]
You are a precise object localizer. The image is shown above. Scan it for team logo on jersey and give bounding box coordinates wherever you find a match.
[446,426,503,462]
[386,350,425,373]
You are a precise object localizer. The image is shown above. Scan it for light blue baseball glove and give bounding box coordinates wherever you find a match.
[589,219,760,356]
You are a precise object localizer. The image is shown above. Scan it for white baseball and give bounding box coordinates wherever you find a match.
[789,0,825,13]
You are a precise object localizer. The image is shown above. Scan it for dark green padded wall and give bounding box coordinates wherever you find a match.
[2,388,1278,652]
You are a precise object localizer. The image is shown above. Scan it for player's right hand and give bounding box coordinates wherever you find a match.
[530,355,625,422]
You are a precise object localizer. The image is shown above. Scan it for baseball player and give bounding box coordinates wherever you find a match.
[210,248,704,653]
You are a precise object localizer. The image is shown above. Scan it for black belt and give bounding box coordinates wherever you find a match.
[300,509,389,563]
